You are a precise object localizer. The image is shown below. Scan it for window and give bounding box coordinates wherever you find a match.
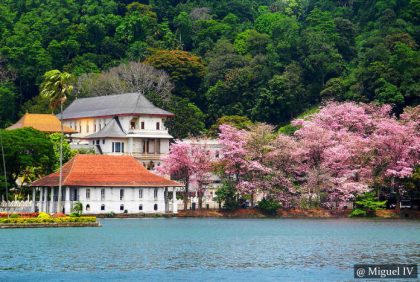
[101,204,105,211]
[139,204,143,211]
[94,124,97,132]
[79,122,82,132]
[215,150,220,158]
[154,188,158,200]
[130,121,136,129]
[120,189,124,200]
[86,124,89,133]
[154,204,158,211]
[86,204,90,211]
[141,121,145,129]
[101,189,105,201]
[139,189,143,199]
[86,189,90,200]
[99,123,102,130]
[112,142,124,153]
[102,139,105,144]
[156,122,160,130]
[120,204,124,211]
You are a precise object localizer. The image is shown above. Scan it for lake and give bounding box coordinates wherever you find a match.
[0,218,419,281]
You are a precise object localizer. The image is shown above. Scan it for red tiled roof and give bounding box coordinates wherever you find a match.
[31,155,182,188]
[7,113,77,134]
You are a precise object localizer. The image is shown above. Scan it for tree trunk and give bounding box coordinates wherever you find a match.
[395,187,401,212]
[183,178,189,211]
[250,192,254,208]
[198,194,203,210]
[57,102,64,214]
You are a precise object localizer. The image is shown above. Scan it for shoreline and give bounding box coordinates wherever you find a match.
[87,208,420,219]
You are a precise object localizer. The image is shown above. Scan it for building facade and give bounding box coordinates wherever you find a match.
[30,155,183,214]
[60,93,174,168]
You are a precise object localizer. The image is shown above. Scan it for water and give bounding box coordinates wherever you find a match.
[0,218,419,281]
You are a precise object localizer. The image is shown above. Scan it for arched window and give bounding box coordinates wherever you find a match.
[101,204,105,211]
[139,204,143,211]
[120,204,124,211]
[154,188,158,200]
[86,204,90,211]
[154,204,158,211]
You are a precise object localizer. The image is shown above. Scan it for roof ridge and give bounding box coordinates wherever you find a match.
[114,116,127,134]
[62,155,78,186]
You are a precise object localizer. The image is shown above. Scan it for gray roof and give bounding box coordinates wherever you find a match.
[84,117,127,139]
[60,93,174,119]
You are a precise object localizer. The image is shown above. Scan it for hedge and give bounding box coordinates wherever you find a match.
[0,217,97,224]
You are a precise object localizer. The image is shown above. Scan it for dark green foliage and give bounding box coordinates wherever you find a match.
[0,128,56,193]
[257,198,280,215]
[0,0,418,137]
[350,192,387,217]
[215,181,239,211]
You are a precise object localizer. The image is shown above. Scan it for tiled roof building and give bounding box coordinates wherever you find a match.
[7,113,77,134]
[31,155,181,187]
[30,155,182,214]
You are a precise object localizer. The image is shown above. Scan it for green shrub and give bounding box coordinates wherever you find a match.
[69,212,80,217]
[349,208,367,217]
[258,198,281,215]
[350,192,387,217]
[10,213,20,218]
[71,202,83,215]
[106,212,115,218]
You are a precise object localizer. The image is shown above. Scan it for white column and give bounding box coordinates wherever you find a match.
[32,188,36,212]
[39,188,44,212]
[50,187,55,213]
[64,187,70,214]
[164,187,168,213]
[43,188,48,213]
[172,187,178,214]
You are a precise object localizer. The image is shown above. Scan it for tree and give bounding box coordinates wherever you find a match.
[208,115,253,137]
[76,61,174,104]
[40,70,73,213]
[157,141,212,211]
[49,133,75,171]
[292,102,420,209]
[0,128,55,195]
[145,50,205,101]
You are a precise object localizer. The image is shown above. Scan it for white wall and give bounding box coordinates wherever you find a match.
[77,187,168,214]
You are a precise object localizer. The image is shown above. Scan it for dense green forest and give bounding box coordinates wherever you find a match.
[0,0,418,138]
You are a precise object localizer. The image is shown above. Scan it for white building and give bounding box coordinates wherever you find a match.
[30,155,183,214]
[60,92,174,169]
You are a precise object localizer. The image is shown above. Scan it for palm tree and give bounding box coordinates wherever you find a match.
[40,70,73,213]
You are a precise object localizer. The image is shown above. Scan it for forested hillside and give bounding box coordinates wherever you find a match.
[0,0,418,138]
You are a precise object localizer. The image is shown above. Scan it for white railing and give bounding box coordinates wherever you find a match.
[0,200,33,212]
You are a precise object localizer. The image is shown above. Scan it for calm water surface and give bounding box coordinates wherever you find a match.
[0,218,419,281]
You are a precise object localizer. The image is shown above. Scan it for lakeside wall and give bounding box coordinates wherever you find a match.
[87,209,420,219]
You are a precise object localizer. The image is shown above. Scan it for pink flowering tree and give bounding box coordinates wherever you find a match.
[218,124,295,207]
[157,140,213,210]
[189,143,213,209]
[292,102,420,209]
